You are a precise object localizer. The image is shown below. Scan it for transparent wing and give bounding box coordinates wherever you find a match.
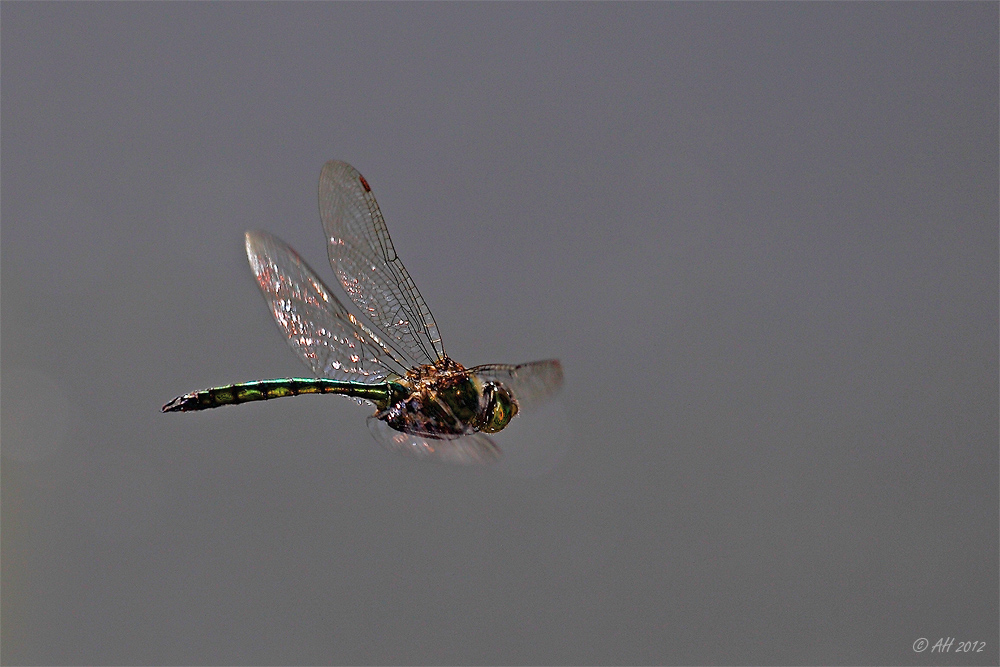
[245,231,410,383]
[367,417,501,465]
[471,360,564,410]
[319,160,445,368]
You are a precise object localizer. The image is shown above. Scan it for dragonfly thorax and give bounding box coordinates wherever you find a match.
[380,356,518,438]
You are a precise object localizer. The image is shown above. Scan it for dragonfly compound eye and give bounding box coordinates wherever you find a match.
[477,383,518,433]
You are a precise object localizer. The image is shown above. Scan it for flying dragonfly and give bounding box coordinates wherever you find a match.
[163,161,563,464]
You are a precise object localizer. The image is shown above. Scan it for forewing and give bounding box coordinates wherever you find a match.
[245,231,408,383]
[319,160,445,367]
[471,360,564,410]
[367,417,501,465]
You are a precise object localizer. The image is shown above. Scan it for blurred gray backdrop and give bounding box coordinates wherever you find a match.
[2,4,997,665]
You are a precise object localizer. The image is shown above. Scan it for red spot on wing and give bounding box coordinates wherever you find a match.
[359,175,371,192]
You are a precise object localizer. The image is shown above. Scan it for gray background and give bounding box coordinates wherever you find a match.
[2,4,997,665]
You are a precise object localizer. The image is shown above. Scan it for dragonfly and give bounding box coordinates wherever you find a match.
[163,161,563,464]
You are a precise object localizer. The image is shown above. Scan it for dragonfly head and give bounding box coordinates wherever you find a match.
[474,382,518,434]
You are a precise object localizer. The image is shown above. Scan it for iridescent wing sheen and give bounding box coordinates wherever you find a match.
[245,231,410,384]
[367,417,501,465]
[470,360,564,411]
[319,160,445,368]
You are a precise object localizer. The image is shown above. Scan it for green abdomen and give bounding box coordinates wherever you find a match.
[162,378,391,412]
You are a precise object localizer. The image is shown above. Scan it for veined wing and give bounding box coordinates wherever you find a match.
[319,160,445,368]
[245,231,409,384]
[471,360,564,410]
[367,417,501,465]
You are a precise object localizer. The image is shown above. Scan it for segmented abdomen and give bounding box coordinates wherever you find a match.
[162,378,389,412]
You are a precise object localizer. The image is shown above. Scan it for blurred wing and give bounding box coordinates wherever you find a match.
[245,231,409,383]
[319,160,445,367]
[367,417,501,465]
[471,360,564,410]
